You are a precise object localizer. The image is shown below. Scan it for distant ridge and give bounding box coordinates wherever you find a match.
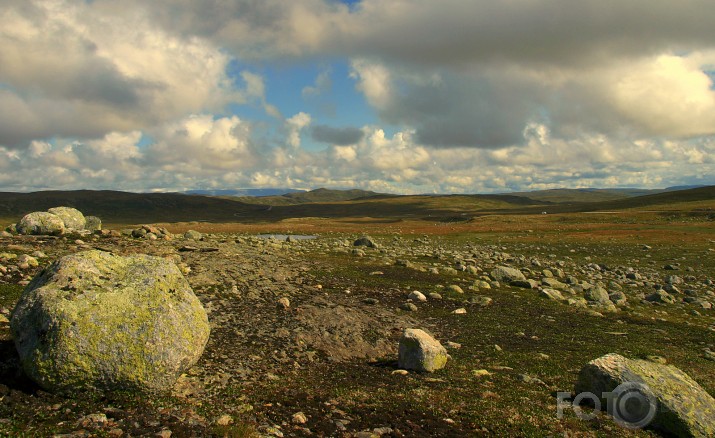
[506,186,708,204]
[227,188,385,206]
[0,190,265,223]
[0,186,712,225]
[183,188,306,197]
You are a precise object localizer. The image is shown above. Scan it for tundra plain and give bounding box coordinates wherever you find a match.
[0,187,714,437]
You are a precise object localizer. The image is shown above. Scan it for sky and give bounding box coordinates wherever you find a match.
[1,0,714,194]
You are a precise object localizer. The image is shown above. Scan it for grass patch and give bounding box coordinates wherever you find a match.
[0,283,22,310]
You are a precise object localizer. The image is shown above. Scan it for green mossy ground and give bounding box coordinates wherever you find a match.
[0,224,713,436]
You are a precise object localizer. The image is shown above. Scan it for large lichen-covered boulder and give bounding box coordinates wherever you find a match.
[575,353,715,437]
[10,250,210,393]
[16,212,66,236]
[47,207,86,231]
[398,328,448,372]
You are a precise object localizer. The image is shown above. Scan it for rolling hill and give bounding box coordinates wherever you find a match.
[227,188,384,206]
[0,186,712,225]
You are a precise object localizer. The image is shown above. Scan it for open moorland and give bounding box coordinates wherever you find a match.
[0,187,714,437]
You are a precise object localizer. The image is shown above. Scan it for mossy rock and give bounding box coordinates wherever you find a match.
[575,353,715,437]
[85,216,102,232]
[184,230,203,240]
[47,207,86,231]
[16,212,65,236]
[490,266,526,282]
[10,250,210,393]
[398,328,448,373]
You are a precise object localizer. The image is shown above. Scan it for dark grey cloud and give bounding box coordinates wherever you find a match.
[344,0,715,68]
[311,124,364,145]
[132,0,715,67]
[368,70,541,148]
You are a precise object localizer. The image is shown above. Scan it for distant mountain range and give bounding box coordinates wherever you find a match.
[223,188,385,205]
[183,188,305,197]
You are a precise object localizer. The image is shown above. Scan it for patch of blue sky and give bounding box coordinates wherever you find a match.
[336,0,362,11]
[227,58,381,151]
[705,70,715,90]
[137,133,155,148]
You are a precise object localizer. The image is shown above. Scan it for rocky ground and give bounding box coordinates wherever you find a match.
[1,226,714,437]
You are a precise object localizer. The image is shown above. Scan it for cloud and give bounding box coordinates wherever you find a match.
[2,0,715,192]
[311,125,364,145]
[285,112,312,148]
[302,68,332,97]
[349,51,715,147]
[0,0,243,147]
[1,123,714,193]
[129,0,715,147]
[145,114,259,172]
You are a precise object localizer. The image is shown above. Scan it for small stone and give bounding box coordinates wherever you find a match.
[469,296,493,307]
[452,308,467,314]
[400,302,418,312]
[216,414,233,426]
[511,279,539,289]
[354,236,377,248]
[156,430,172,438]
[472,369,492,377]
[277,297,291,310]
[408,291,427,302]
[539,288,564,301]
[646,290,676,304]
[392,369,409,376]
[517,374,546,386]
[373,427,394,436]
[291,412,308,424]
[448,285,464,294]
[77,413,108,428]
[427,292,442,300]
[490,266,526,282]
[184,230,203,240]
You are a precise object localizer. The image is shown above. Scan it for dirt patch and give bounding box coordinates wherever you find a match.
[294,295,417,361]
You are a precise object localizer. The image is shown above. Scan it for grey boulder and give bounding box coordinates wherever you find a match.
[16,212,66,236]
[184,230,203,240]
[398,328,448,373]
[47,207,86,231]
[10,250,210,393]
[354,236,377,248]
[85,216,102,232]
[490,266,526,283]
[575,353,715,437]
